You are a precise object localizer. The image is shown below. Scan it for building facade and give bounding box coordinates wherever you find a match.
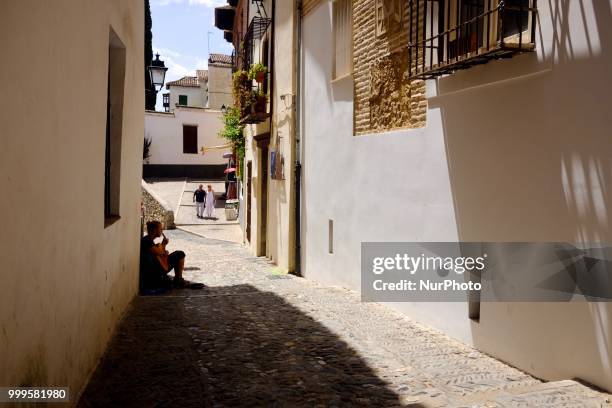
[0,0,144,398]
[215,0,298,271]
[165,71,209,110]
[207,53,234,110]
[144,107,227,179]
[163,55,233,112]
[300,0,612,393]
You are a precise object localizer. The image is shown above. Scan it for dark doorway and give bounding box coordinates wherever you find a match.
[246,161,252,242]
[182,125,198,154]
[260,146,268,256]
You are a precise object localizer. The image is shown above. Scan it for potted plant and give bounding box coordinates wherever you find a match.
[253,90,267,114]
[232,70,251,115]
[143,137,152,164]
[248,63,267,83]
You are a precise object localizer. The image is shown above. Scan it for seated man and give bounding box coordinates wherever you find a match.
[140,221,203,291]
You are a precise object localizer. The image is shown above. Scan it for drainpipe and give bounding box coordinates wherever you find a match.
[293,0,303,277]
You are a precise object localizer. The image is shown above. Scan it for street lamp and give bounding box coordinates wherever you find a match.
[148,53,168,90]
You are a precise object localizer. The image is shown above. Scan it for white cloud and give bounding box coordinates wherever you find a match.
[152,47,191,83]
[153,47,182,59]
[152,46,204,110]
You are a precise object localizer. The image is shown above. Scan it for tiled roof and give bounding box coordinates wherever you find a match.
[208,53,233,66]
[166,76,199,88]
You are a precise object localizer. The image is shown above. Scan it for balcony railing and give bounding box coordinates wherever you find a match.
[242,16,271,70]
[407,0,537,80]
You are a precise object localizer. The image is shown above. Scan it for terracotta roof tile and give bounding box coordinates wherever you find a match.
[208,53,233,66]
[166,76,199,89]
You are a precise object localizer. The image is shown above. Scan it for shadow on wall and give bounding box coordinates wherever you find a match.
[78,285,406,406]
[430,0,612,391]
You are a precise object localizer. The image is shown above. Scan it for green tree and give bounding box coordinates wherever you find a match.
[144,0,156,110]
[219,107,245,177]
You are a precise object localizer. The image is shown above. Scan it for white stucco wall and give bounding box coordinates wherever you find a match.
[145,107,227,166]
[208,64,233,110]
[302,0,612,392]
[0,0,144,398]
[169,85,206,109]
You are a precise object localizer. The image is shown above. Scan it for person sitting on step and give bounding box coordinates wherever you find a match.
[140,220,204,291]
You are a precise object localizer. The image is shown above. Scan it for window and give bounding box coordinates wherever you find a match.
[183,125,198,154]
[332,0,352,79]
[162,93,170,112]
[104,28,126,226]
[407,0,536,79]
[178,94,188,105]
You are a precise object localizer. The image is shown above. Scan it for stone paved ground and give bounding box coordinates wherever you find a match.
[79,230,611,407]
[144,178,186,212]
[176,181,236,226]
[145,178,242,243]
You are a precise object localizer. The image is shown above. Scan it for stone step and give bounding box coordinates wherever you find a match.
[417,380,611,408]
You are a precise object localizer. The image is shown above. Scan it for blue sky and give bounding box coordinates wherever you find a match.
[150,0,233,109]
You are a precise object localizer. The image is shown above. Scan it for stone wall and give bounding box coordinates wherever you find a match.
[142,181,175,231]
[353,0,426,135]
[302,0,426,134]
[302,0,324,17]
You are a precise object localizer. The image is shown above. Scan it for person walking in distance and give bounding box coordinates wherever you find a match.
[193,184,206,219]
[204,184,216,219]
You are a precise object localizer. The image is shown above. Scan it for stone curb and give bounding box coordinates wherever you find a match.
[142,180,175,229]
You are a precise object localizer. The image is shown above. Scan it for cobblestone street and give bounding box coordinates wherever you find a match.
[146,178,243,244]
[79,230,610,407]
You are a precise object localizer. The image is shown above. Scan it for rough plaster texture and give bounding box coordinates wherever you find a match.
[302,0,612,393]
[0,0,144,399]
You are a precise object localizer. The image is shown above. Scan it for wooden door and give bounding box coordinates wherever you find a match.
[260,147,268,255]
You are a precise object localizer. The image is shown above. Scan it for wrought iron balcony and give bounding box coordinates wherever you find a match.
[242,16,271,69]
[407,0,537,80]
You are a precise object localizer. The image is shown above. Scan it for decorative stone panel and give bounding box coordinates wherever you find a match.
[353,0,427,135]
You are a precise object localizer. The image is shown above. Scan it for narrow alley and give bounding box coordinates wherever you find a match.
[4,1,612,406]
[145,178,242,243]
[78,230,609,407]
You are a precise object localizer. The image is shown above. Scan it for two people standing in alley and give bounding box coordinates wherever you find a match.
[193,184,216,219]
[194,184,206,218]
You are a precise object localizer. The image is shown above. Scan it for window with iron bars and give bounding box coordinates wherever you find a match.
[407,0,537,80]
